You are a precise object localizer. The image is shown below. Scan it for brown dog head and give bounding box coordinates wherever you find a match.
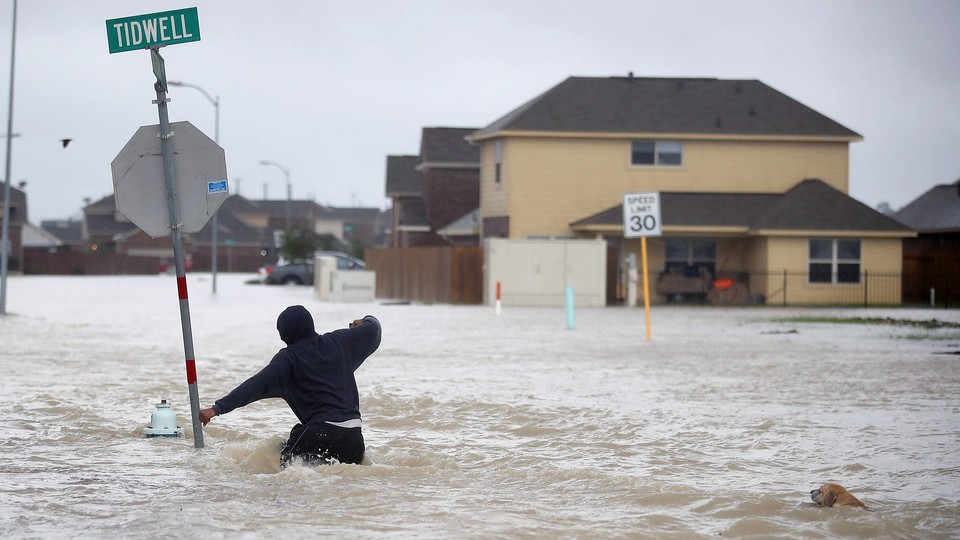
[810,482,867,509]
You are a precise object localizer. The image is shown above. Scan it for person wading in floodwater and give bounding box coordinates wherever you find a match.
[199,305,382,466]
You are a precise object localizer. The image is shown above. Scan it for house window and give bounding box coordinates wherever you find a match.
[809,238,861,284]
[631,140,683,166]
[664,237,716,277]
[495,139,502,184]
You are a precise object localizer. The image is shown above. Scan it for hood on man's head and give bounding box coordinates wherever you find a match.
[277,305,317,345]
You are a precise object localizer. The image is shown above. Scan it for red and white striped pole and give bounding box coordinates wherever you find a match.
[153,50,203,448]
[495,280,502,316]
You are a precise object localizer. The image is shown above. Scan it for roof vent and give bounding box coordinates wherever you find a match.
[715,115,723,128]
[676,80,685,90]
[628,71,634,79]
[749,105,756,117]
[736,81,742,92]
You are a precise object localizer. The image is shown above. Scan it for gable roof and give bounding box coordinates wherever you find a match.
[571,179,912,236]
[418,127,480,167]
[893,179,960,232]
[470,76,861,141]
[84,194,118,214]
[385,155,421,197]
[188,196,273,245]
[41,219,84,244]
[22,222,64,248]
[437,208,480,237]
[83,195,139,238]
[324,206,382,224]
[0,181,27,223]
[253,199,333,220]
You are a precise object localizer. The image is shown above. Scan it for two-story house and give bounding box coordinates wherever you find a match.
[0,181,28,268]
[385,127,480,247]
[385,154,428,247]
[466,75,913,305]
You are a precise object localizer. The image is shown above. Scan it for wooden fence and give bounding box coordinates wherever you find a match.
[23,250,163,275]
[366,247,483,304]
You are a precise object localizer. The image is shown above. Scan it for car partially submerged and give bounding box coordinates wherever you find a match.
[259,252,365,286]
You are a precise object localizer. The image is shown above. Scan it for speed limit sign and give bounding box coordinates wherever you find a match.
[622,191,662,238]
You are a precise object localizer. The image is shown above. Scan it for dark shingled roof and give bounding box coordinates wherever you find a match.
[471,76,861,139]
[189,195,273,245]
[325,206,382,224]
[253,199,333,219]
[41,219,84,244]
[893,179,960,232]
[419,127,480,166]
[571,179,912,234]
[385,155,421,197]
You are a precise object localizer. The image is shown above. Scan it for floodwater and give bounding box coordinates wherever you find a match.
[1,274,959,539]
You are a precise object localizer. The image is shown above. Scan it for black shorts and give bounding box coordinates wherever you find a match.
[280,422,365,467]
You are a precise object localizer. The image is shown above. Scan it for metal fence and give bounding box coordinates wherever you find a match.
[653,269,959,308]
[748,270,905,308]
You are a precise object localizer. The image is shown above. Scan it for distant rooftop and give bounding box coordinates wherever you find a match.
[894,179,960,232]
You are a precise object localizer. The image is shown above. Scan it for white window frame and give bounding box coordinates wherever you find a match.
[630,140,683,167]
[494,139,502,184]
[808,238,861,284]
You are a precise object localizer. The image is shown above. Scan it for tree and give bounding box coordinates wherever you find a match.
[280,227,321,262]
[280,228,347,261]
[875,201,895,216]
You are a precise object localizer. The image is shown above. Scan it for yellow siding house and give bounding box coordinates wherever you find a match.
[467,76,914,305]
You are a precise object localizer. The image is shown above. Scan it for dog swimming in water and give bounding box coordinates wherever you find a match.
[810,482,867,509]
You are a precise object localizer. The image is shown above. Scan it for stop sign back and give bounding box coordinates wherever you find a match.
[111,121,228,238]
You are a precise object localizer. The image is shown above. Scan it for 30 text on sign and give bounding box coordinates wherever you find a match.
[106,7,200,54]
[622,191,662,238]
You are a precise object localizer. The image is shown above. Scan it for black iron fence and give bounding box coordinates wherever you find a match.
[754,270,904,308]
[662,270,954,308]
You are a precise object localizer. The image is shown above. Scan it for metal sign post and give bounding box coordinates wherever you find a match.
[0,0,17,316]
[152,53,203,448]
[107,7,222,449]
[623,192,663,342]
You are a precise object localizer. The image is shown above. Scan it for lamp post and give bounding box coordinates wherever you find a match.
[1,0,18,315]
[259,160,291,230]
[168,80,221,293]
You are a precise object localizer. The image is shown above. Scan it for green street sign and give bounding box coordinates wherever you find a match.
[106,7,200,54]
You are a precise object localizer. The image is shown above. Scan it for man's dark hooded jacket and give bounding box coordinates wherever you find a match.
[212,305,381,425]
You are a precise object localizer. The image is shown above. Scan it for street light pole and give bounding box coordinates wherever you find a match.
[259,160,291,230]
[168,80,221,293]
[0,0,18,315]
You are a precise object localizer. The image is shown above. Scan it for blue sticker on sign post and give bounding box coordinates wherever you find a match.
[207,180,228,194]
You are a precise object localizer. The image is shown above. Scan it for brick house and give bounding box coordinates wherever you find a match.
[0,181,27,268]
[385,154,428,247]
[894,178,960,306]
[385,127,480,247]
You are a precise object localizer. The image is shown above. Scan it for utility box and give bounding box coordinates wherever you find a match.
[314,255,376,302]
[484,238,606,307]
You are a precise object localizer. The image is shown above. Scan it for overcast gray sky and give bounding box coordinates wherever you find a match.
[1,0,958,222]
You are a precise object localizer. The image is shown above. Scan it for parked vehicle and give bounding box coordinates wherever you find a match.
[261,260,312,286]
[160,255,193,274]
[259,251,365,286]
